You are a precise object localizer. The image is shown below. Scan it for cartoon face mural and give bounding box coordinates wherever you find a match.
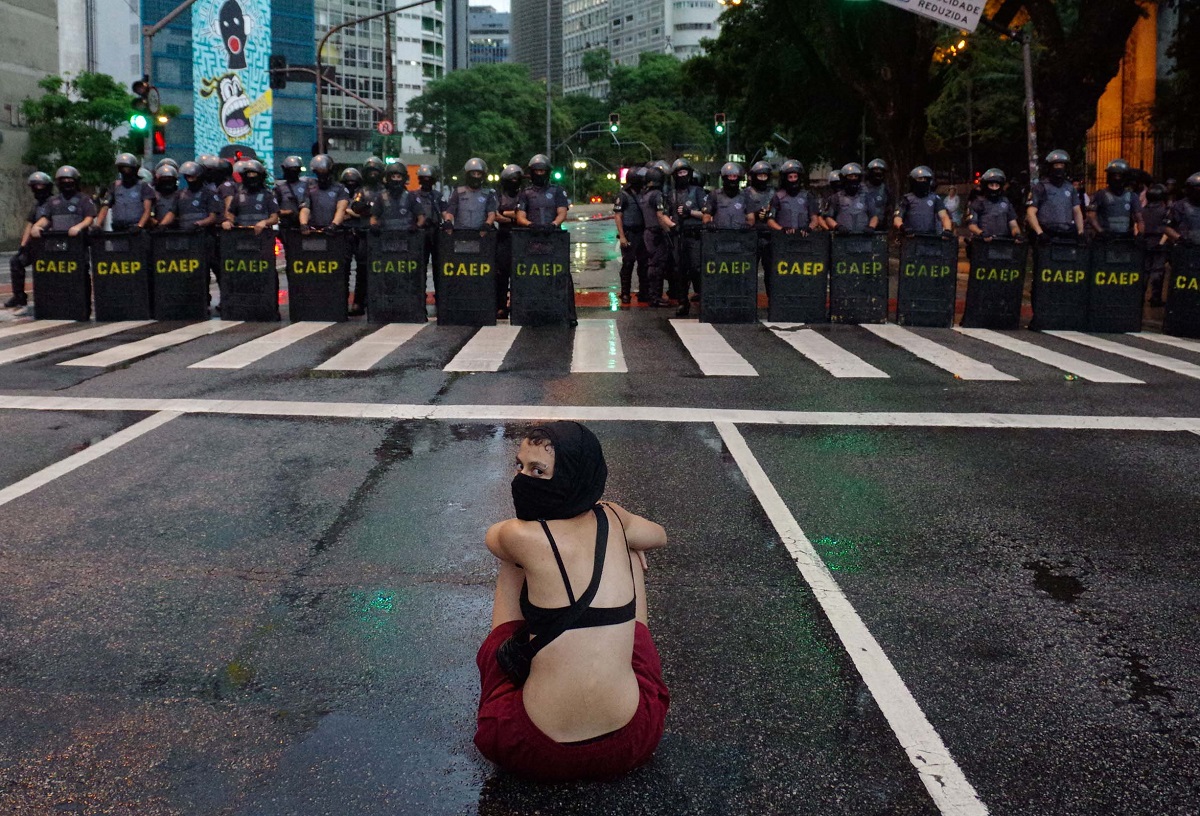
[220,0,248,70]
[218,73,251,139]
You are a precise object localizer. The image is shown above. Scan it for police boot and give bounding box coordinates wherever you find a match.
[675,299,690,317]
[5,294,28,308]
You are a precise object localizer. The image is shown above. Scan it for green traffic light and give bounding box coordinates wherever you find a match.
[129,113,149,131]
[552,169,565,182]
[609,123,619,133]
[715,124,725,135]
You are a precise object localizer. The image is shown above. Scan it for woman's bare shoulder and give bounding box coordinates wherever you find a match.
[486,517,543,559]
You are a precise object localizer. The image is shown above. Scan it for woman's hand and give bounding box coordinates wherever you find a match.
[635,550,648,572]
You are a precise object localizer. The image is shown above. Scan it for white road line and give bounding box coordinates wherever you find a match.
[0,395,1197,432]
[444,324,521,372]
[0,411,180,508]
[766,323,889,378]
[715,422,988,816]
[863,324,1018,381]
[0,319,76,340]
[1045,331,1200,380]
[1128,331,1200,356]
[669,319,758,376]
[0,321,155,367]
[571,319,628,373]
[315,323,428,371]
[954,328,1142,384]
[188,321,334,369]
[60,320,243,367]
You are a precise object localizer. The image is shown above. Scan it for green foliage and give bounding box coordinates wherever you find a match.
[1154,1,1200,143]
[581,49,612,85]
[20,73,132,189]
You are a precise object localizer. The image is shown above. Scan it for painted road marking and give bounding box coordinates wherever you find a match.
[716,422,988,815]
[670,319,757,376]
[315,323,428,371]
[0,411,180,508]
[0,395,1197,432]
[60,320,243,367]
[444,324,521,372]
[863,324,1018,381]
[0,319,76,340]
[765,322,889,378]
[188,321,335,370]
[1128,332,1200,356]
[1045,331,1200,380]
[0,321,155,367]
[954,328,1143,384]
[571,319,628,373]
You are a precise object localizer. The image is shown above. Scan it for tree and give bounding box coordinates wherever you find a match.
[581,49,612,86]
[1154,0,1200,145]
[20,73,132,189]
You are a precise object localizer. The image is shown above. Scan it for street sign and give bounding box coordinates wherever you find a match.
[727,153,746,163]
[877,0,985,33]
[377,119,395,135]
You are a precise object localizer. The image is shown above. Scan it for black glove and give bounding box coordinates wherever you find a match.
[835,225,851,235]
[942,229,956,240]
[300,224,312,235]
[128,225,142,235]
[1036,231,1050,245]
[15,250,30,266]
[676,205,686,217]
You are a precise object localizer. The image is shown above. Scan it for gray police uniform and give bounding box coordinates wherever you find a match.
[1090,189,1141,236]
[10,198,54,298]
[303,181,349,228]
[105,180,156,230]
[46,193,98,231]
[152,191,179,224]
[174,188,223,230]
[704,190,748,230]
[275,180,309,227]
[743,185,775,277]
[1166,200,1200,245]
[347,186,380,307]
[865,182,891,224]
[516,185,568,227]
[665,184,707,299]
[614,187,648,300]
[1029,180,1080,236]
[896,192,947,236]
[968,197,1017,238]
[228,189,279,227]
[641,187,668,301]
[830,189,878,233]
[446,186,499,230]
[769,190,818,231]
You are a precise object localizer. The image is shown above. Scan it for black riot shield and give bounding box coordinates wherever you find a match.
[510,229,572,326]
[1087,238,1146,333]
[767,232,830,323]
[151,230,210,320]
[1030,238,1090,331]
[436,229,497,326]
[218,229,279,321]
[962,238,1028,329]
[699,230,758,323]
[829,232,888,324]
[31,233,90,321]
[366,230,427,323]
[896,234,958,327]
[92,231,152,321]
[284,229,349,322]
[1164,243,1200,339]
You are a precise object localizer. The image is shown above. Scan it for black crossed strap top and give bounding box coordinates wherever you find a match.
[519,505,637,630]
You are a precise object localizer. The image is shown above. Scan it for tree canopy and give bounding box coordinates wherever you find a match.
[20,73,132,189]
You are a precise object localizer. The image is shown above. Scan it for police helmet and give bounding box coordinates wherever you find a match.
[671,158,693,174]
[310,154,334,175]
[179,161,203,180]
[242,160,266,176]
[155,158,179,172]
[363,156,385,176]
[646,166,665,187]
[417,165,437,181]
[115,152,140,170]
[1187,172,1200,189]
[281,155,304,171]
[632,166,649,184]
[155,164,179,181]
[198,154,223,173]
[463,157,488,175]
[385,161,409,181]
[528,154,552,172]
[1045,149,1070,166]
[980,168,1006,185]
[1105,158,1130,175]
[500,164,523,183]
[867,158,887,172]
[55,165,81,181]
[828,170,841,184]
[233,160,248,177]
[720,162,745,181]
[340,167,363,185]
[840,162,863,180]
[1146,184,1166,203]
[653,160,671,177]
[750,161,772,177]
[27,171,53,188]
[909,165,934,182]
[780,159,804,177]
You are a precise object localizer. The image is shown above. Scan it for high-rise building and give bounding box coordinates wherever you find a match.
[469,5,511,66]
[511,0,563,86]
[563,0,609,97]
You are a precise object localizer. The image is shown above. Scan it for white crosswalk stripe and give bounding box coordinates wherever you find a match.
[863,324,1018,381]
[1128,331,1200,356]
[764,322,889,378]
[670,319,758,376]
[0,321,155,367]
[0,319,76,340]
[444,324,521,372]
[315,323,428,371]
[188,321,335,369]
[955,328,1143,384]
[571,319,628,373]
[1045,331,1200,380]
[61,320,243,367]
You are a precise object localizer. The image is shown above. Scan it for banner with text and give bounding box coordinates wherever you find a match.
[877,0,984,32]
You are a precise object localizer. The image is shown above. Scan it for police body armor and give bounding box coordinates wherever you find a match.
[449,186,493,230]
[48,195,89,232]
[231,190,273,227]
[898,193,943,235]
[521,186,565,227]
[108,181,148,230]
[832,190,873,233]
[176,189,216,230]
[1093,189,1135,235]
[1034,181,1077,233]
[305,182,345,228]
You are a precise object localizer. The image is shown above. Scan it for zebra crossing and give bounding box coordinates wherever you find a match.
[1,315,1200,385]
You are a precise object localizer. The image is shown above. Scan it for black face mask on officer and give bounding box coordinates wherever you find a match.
[243,172,264,192]
[868,169,885,186]
[531,170,548,188]
[386,175,406,192]
[282,167,301,183]
[1107,173,1126,193]
[1048,164,1067,185]
[31,185,52,204]
[842,176,861,195]
[316,172,332,190]
[419,176,434,192]
[751,173,770,191]
[722,176,740,196]
[501,177,520,195]
[986,183,1003,202]
[156,178,178,195]
[1147,186,1165,204]
[119,167,139,186]
[344,178,361,194]
[466,171,483,190]
[58,180,78,197]
[674,170,690,190]
[185,175,204,192]
[629,174,644,192]
[784,174,802,194]
[510,422,607,522]
[911,180,931,198]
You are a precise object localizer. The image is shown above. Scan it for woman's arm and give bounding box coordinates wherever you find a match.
[603,502,666,550]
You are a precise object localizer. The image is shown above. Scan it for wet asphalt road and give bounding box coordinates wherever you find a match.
[0,216,1198,815]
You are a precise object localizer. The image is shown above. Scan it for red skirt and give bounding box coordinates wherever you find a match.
[474,620,670,782]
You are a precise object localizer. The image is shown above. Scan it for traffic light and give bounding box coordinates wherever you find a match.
[129,112,149,132]
[714,112,726,135]
[552,167,565,183]
[131,76,151,113]
[608,112,620,134]
[269,54,288,90]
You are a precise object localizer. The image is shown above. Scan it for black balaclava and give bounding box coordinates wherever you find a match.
[32,185,52,204]
[119,166,139,187]
[842,175,861,196]
[1107,172,1126,193]
[242,172,264,192]
[530,169,549,188]
[750,173,769,192]
[722,175,740,196]
[185,174,204,192]
[316,171,332,190]
[282,166,301,183]
[674,170,691,190]
[986,183,1003,202]
[784,173,802,195]
[466,172,483,190]
[628,173,644,192]
[386,173,407,193]
[911,179,931,198]
[1048,164,1067,185]
[58,179,79,197]
[1147,185,1165,204]
[419,175,434,192]
[156,177,178,195]
[512,421,607,521]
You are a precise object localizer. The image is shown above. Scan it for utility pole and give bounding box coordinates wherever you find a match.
[141,0,200,165]
[545,0,552,156]
[1021,31,1040,184]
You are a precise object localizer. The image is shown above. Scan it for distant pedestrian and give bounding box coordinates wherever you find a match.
[944,186,962,227]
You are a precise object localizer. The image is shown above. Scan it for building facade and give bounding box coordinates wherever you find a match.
[468,5,510,66]
[511,0,563,85]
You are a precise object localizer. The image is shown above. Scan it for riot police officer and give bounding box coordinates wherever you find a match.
[200,154,237,211]
[663,158,708,312]
[893,166,952,236]
[865,158,892,224]
[968,168,1021,240]
[495,163,524,317]
[5,171,54,308]
[443,157,499,231]
[744,160,776,277]
[170,161,223,232]
[819,170,842,231]
[411,165,445,294]
[515,154,569,229]
[371,162,424,232]
[32,166,97,238]
[275,155,308,229]
[300,154,348,230]
[1163,172,1200,245]
[362,156,385,191]
[342,166,374,315]
[1027,149,1084,240]
[151,164,181,228]
[155,157,179,174]
[1143,183,1170,306]
[767,160,820,236]
[223,160,278,234]
[97,153,155,232]
[825,163,879,233]
[702,162,750,229]
[614,166,648,305]
[640,164,672,307]
[1088,158,1143,239]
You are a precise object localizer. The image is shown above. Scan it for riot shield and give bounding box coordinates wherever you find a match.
[510,229,572,326]
[151,230,210,321]
[896,234,958,327]
[284,229,349,322]
[366,229,427,323]
[436,229,497,326]
[699,229,758,323]
[1164,243,1200,339]
[962,238,1028,329]
[829,232,888,324]
[1030,238,1089,331]
[1087,238,1146,333]
[767,232,830,323]
[92,231,152,321]
[31,233,90,321]
[218,229,279,321]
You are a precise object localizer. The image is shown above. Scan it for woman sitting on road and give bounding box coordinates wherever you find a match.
[475,421,670,781]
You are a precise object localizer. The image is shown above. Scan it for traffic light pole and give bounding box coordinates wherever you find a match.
[141,0,200,165]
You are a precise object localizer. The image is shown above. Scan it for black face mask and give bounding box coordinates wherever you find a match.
[1187,189,1200,205]
[344,181,360,194]
[722,179,740,195]
[1049,168,1067,184]
[784,177,801,194]
[1147,189,1165,203]
[629,179,644,192]
[58,182,78,196]
[751,175,769,191]
[120,169,139,186]
[386,178,406,192]
[282,168,300,183]
[243,175,264,192]
[467,174,483,189]
[843,180,861,195]
[868,171,885,185]
[511,422,607,521]
[531,171,548,188]
[420,179,433,191]
[156,180,178,195]
[317,174,332,190]
[32,186,52,203]
[674,173,690,189]
[987,185,1003,201]
[1107,175,1126,193]
[911,181,931,198]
